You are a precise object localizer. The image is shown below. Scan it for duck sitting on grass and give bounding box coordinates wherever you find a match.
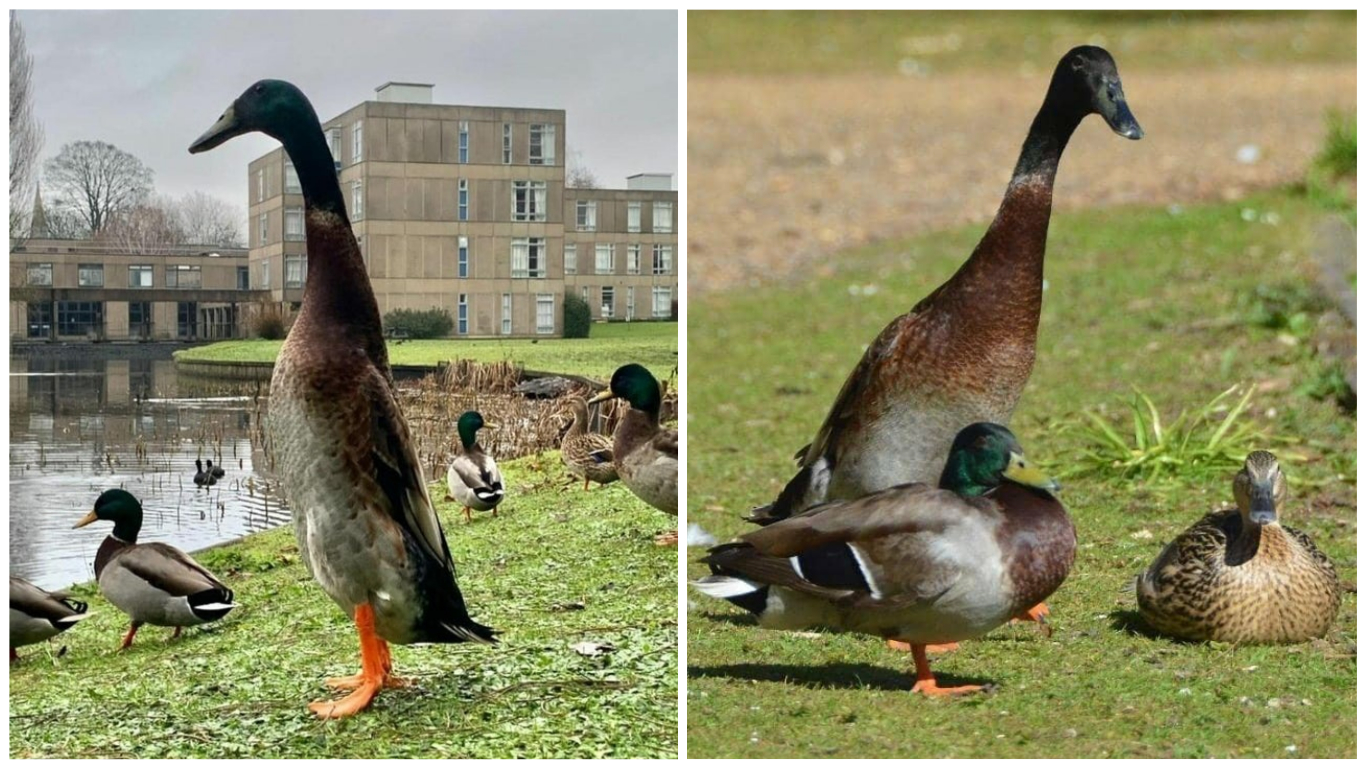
[693,423,1073,695]
[1136,451,1341,643]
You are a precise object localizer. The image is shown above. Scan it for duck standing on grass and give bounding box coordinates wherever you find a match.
[73,489,236,649]
[590,364,678,545]
[191,79,495,719]
[1137,451,1341,643]
[695,423,1073,695]
[446,411,505,522]
[10,577,91,661]
[750,46,1142,646]
[561,396,618,490]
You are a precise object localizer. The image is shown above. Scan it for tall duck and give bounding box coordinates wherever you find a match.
[753,46,1141,639]
[590,364,678,545]
[191,80,495,719]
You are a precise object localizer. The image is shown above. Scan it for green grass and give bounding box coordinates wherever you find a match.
[175,322,678,383]
[689,10,1357,75]
[686,189,1356,758]
[1316,109,1357,179]
[11,453,678,758]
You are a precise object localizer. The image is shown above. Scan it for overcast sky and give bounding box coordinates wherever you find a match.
[18,9,677,224]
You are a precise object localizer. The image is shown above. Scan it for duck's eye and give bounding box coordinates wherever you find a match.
[254,84,264,95]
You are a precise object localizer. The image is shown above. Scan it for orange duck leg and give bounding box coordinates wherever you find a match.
[909,643,983,697]
[311,604,409,718]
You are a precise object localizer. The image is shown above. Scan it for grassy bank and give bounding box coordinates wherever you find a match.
[686,189,1356,758]
[11,453,678,759]
[174,322,678,383]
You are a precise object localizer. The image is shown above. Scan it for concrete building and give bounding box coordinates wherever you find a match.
[247,82,677,337]
[9,239,261,341]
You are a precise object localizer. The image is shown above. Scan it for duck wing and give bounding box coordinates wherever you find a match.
[10,577,88,621]
[651,427,678,460]
[119,543,228,597]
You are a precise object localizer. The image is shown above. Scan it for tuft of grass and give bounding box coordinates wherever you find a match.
[1239,282,1330,337]
[11,453,677,759]
[1315,109,1357,180]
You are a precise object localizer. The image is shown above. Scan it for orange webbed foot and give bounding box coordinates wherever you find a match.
[911,679,985,697]
[309,681,383,719]
[1011,603,1052,636]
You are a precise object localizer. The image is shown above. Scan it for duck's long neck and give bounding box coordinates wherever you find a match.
[94,535,134,579]
[281,124,388,370]
[614,406,660,457]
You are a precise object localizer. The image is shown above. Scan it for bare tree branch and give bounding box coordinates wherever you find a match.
[44,140,154,235]
[175,190,244,247]
[10,11,44,241]
[97,196,185,255]
[565,146,601,189]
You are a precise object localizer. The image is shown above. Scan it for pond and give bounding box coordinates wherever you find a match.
[9,352,288,591]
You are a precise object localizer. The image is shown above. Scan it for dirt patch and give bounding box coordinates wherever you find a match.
[687,64,1356,294]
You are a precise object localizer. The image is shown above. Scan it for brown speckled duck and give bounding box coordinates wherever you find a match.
[696,423,1073,695]
[590,364,678,545]
[752,46,1140,642]
[1137,451,1341,643]
[191,79,494,719]
[560,397,618,490]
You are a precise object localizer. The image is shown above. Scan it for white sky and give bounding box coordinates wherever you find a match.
[18,9,678,221]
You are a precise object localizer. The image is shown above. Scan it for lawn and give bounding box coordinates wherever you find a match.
[685,188,1356,758]
[11,452,678,759]
[174,321,678,383]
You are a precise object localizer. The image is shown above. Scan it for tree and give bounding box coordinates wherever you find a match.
[565,146,601,189]
[97,196,184,255]
[175,190,243,247]
[10,12,44,241]
[45,140,154,235]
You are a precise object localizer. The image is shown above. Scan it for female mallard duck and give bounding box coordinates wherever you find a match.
[561,396,617,490]
[193,459,214,487]
[695,423,1072,695]
[191,80,495,719]
[752,46,1139,639]
[10,577,91,660]
[446,411,505,522]
[589,364,678,545]
[73,489,236,649]
[1136,451,1341,643]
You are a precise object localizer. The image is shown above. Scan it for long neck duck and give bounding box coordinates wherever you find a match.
[590,364,678,544]
[190,79,495,719]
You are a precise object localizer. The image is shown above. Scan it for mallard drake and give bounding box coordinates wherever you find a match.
[10,577,91,660]
[73,489,236,649]
[446,411,505,522]
[193,459,214,487]
[1136,451,1341,643]
[561,397,618,490]
[752,46,1139,638]
[207,460,226,480]
[190,79,495,719]
[695,423,1072,695]
[589,364,678,545]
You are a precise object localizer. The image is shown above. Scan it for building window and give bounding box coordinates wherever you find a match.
[601,286,614,319]
[77,263,104,287]
[652,286,672,318]
[502,123,511,164]
[285,207,305,241]
[595,243,614,275]
[57,301,103,337]
[501,293,512,335]
[166,264,202,289]
[128,265,153,288]
[285,160,300,194]
[458,121,469,164]
[257,168,265,202]
[457,294,468,335]
[177,301,197,339]
[529,124,556,165]
[351,181,364,220]
[26,302,52,338]
[511,237,545,279]
[652,244,673,275]
[576,200,596,232]
[258,212,268,245]
[627,244,641,275]
[26,262,52,286]
[581,285,589,303]
[128,301,150,337]
[352,121,363,163]
[535,294,554,334]
[653,201,673,234]
[458,236,469,278]
[564,242,577,276]
[627,201,641,233]
[237,266,249,291]
[328,127,341,166]
[458,179,468,221]
[626,286,635,321]
[511,180,546,222]
[260,258,271,289]
[285,255,306,288]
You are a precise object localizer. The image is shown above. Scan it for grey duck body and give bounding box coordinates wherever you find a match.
[10,577,90,650]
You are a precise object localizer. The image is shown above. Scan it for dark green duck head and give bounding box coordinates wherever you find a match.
[589,364,662,416]
[73,488,145,542]
[1233,450,1285,527]
[457,411,494,450]
[938,423,1061,498]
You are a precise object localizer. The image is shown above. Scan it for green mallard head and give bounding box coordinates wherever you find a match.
[1233,450,1285,527]
[456,411,490,450]
[938,423,1060,498]
[73,488,145,542]
[189,79,321,153]
[589,364,662,414]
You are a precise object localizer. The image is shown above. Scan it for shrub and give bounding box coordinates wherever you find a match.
[563,292,591,338]
[1316,109,1356,179]
[383,307,453,339]
[250,302,288,340]
[670,299,678,321]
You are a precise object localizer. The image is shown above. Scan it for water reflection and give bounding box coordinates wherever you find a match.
[9,354,289,590]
